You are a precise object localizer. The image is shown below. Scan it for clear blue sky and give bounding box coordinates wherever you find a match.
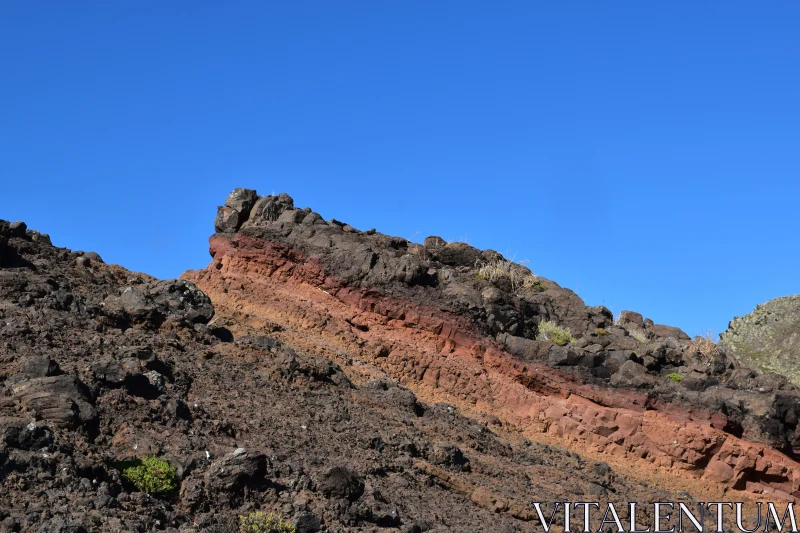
[2,2,798,338]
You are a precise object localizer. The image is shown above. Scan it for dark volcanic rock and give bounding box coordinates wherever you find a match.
[317,466,364,501]
[215,187,258,233]
[205,448,268,504]
[9,375,97,429]
[102,279,213,328]
[3,201,799,531]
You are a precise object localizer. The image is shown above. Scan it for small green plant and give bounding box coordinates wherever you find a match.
[474,257,540,294]
[536,320,574,346]
[595,327,610,336]
[667,373,683,382]
[240,512,295,533]
[120,456,177,495]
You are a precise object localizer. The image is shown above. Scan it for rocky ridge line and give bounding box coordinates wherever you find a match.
[183,188,800,501]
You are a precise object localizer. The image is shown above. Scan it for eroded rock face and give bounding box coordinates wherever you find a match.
[182,188,800,502]
[4,215,727,532]
[4,188,800,531]
[721,295,800,385]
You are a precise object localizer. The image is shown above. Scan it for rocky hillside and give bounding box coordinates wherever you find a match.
[721,295,800,385]
[184,189,800,502]
[0,219,705,532]
[0,190,798,532]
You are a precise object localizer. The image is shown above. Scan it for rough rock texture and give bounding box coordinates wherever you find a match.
[3,189,799,531]
[721,295,800,385]
[0,218,727,532]
[183,189,800,504]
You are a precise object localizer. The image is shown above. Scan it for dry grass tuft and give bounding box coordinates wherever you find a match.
[688,330,718,362]
[474,258,542,294]
[536,320,575,346]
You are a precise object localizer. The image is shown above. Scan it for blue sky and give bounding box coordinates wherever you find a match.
[1,2,798,338]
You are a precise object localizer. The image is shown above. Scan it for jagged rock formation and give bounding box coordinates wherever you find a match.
[184,189,800,503]
[0,218,714,531]
[721,295,800,385]
[2,191,800,531]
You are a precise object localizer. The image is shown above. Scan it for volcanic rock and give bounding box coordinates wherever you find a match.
[721,295,800,385]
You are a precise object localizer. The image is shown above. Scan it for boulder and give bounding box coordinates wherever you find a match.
[277,208,307,224]
[250,193,295,224]
[295,512,322,533]
[316,466,364,501]
[214,188,258,233]
[423,236,446,250]
[610,360,656,389]
[21,356,62,379]
[428,442,470,471]
[646,323,690,341]
[547,345,582,366]
[436,242,481,267]
[300,212,325,225]
[618,311,644,328]
[0,417,54,450]
[9,375,97,429]
[102,279,213,328]
[205,448,268,503]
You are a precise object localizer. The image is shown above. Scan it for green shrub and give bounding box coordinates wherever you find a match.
[536,320,574,346]
[595,327,610,336]
[667,373,683,382]
[120,456,177,495]
[240,512,295,533]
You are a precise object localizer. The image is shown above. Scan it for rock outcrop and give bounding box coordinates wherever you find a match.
[3,188,800,531]
[721,295,800,385]
[0,216,706,531]
[183,189,800,503]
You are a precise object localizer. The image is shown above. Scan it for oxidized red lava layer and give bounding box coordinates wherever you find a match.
[184,233,800,501]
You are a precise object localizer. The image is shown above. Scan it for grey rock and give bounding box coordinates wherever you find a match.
[21,356,62,379]
[214,188,258,233]
[277,209,307,224]
[610,360,656,389]
[250,193,295,224]
[618,311,644,328]
[720,295,800,385]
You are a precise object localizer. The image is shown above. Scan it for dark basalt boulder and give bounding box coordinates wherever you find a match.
[102,279,213,328]
[435,242,482,267]
[214,187,258,233]
[204,448,269,504]
[317,466,364,501]
[9,375,97,430]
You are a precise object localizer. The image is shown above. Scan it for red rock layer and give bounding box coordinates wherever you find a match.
[183,233,800,501]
